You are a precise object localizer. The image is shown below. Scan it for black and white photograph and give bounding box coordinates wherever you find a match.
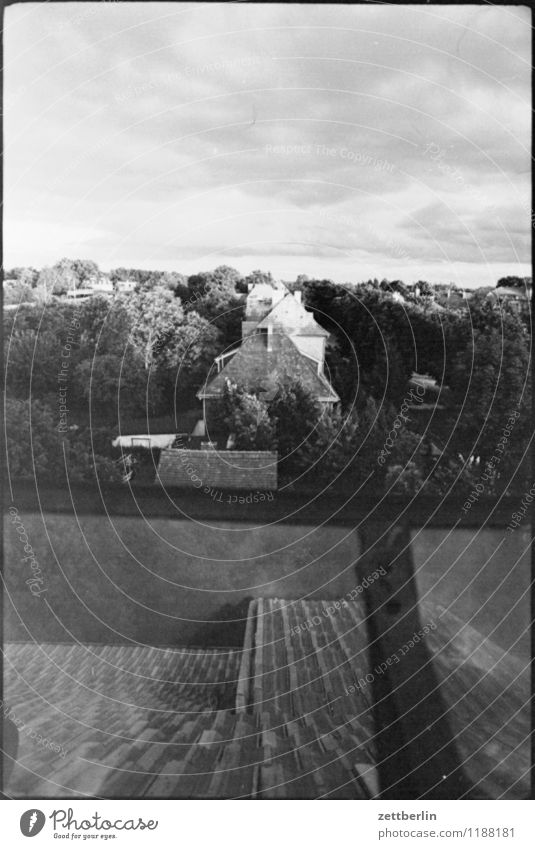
[1,0,532,838]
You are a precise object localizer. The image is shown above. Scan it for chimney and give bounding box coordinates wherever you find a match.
[294,290,302,304]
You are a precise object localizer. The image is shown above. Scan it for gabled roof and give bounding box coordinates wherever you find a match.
[115,411,200,436]
[197,330,339,403]
[256,292,329,336]
[493,287,528,299]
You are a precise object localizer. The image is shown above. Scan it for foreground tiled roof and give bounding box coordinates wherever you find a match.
[4,598,375,799]
[419,599,530,800]
[4,645,241,798]
[237,598,377,798]
[6,591,526,800]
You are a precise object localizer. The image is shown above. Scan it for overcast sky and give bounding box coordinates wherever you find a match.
[4,2,531,286]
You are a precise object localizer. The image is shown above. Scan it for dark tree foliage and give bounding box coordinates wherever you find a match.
[185,266,245,349]
[267,378,323,477]
[5,260,532,496]
[243,269,275,289]
[496,276,531,289]
[212,381,276,450]
[4,398,121,482]
[446,326,531,487]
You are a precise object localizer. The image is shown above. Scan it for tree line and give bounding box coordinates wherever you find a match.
[3,262,532,496]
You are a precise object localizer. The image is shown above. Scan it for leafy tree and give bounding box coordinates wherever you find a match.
[305,284,416,404]
[74,352,164,423]
[5,330,64,400]
[109,267,130,284]
[287,274,309,293]
[415,280,434,296]
[109,267,164,287]
[4,398,120,481]
[65,438,121,483]
[5,398,61,477]
[185,266,245,348]
[75,296,130,357]
[243,269,275,290]
[160,271,188,297]
[304,394,420,490]
[72,259,99,285]
[385,462,423,495]
[5,267,39,284]
[299,405,360,482]
[187,265,242,298]
[211,378,322,472]
[3,278,35,305]
[120,287,185,371]
[212,380,276,450]
[38,258,100,294]
[446,326,531,489]
[267,379,322,476]
[157,310,218,371]
[302,279,340,327]
[37,265,67,297]
[5,398,120,483]
[157,311,220,409]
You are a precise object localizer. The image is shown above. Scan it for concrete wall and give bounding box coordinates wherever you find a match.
[157,448,278,491]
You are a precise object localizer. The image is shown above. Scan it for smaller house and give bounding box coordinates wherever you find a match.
[490,286,531,315]
[407,372,450,412]
[88,275,114,295]
[64,288,94,301]
[116,279,137,294]
[112,411,201,451]
[112,433,177,450]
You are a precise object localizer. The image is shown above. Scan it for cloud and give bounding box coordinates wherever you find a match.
[3,3,530,287]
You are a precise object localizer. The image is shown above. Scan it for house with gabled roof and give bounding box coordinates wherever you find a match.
[197,280,339,430]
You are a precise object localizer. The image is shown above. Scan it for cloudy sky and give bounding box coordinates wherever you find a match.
[4,2,531,286]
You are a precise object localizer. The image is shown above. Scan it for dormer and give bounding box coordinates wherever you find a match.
[242,280,287,338]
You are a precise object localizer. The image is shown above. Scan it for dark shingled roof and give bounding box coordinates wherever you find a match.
[197,331,339,402]
[115,411,201,436]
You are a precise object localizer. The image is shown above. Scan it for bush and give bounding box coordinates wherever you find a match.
[4,398,122,484]
[212,380,276,450]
